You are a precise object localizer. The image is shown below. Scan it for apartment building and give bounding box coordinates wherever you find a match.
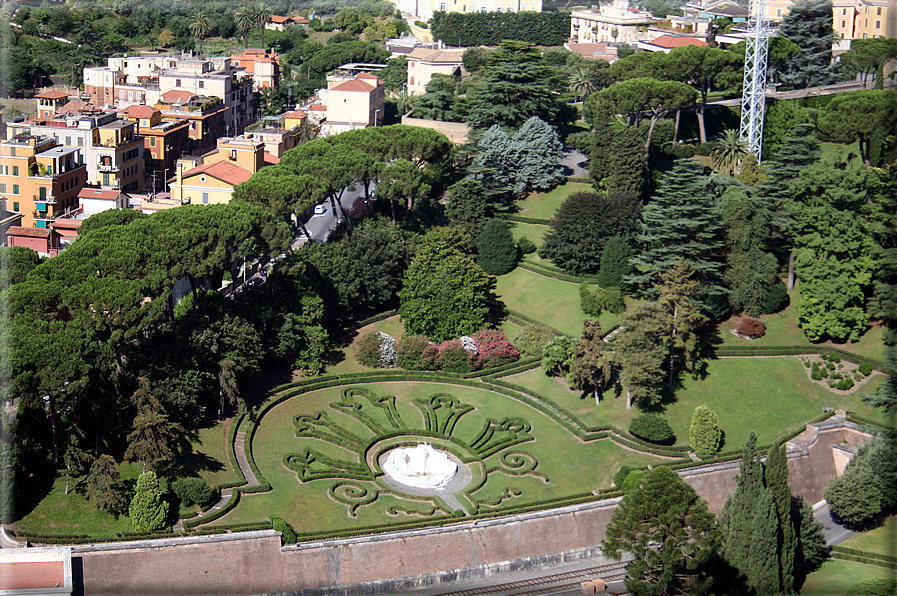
[230,49,281,90]
[570,0,658,45]
[391,0,542,25]
[7,108,144,194]
[122,105,191,194]
[324,73,386,135]
[0,135,86,228]
[84,56,256,135]
[154,91,228,156]
[406,47,465,96]
[169,136,265,206]
[835,0,897,38]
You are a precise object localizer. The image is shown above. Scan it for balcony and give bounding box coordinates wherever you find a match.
[33,194,58,205]
[98,164,120,172]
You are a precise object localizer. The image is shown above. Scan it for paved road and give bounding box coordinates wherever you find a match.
[292,183,371,249]
[814,501,857,546]
[561,148,589,179]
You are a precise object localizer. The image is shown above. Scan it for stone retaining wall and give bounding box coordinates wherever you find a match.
[74,419,871,595]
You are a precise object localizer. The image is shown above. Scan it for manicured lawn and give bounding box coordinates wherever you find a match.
[213,381,670,533]
[495,267,630,337]
[16,462,143,538]
[717,286,885,362]
[800,559,896,595]
[510,221,549,248]
[179,419,243,488]
[514,182,589,220]
[506,356,892,450]
[841,515,897,557]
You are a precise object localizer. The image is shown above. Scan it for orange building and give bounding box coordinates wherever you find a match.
[230,49,281,90]
[122,105,190,193]
[154,91,227,156]
[0,135,87,228]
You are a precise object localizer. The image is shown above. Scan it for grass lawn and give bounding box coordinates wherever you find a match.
[16,462,143,538]
[506,356,892,449]
[324,316,407,376]
[841,515,897,557]
[213,381,670,533]
[178,419,243,488]
[800,559,896,595]
[717,286,885,362]
[513,182,587,220]
[495,267,629,337]
[510,221,550,248]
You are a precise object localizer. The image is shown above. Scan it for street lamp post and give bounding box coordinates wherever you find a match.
[374,108,381,127]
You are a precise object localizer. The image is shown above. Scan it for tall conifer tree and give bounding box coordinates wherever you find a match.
[766,443,796,593]
[628,159,726,316]
[723,432,764,576]
[748,488,782,595]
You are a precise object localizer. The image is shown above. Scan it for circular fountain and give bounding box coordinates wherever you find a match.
[381,444,459,490]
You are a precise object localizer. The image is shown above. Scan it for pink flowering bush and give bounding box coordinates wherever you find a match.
[438,340,476,374]
[470,329,519,370]
[397,335,439,370]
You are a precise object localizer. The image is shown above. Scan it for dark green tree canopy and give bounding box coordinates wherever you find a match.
[777,0,840,89]
[476,218,517,276]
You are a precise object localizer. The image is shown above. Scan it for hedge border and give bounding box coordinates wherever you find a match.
[714,346,886,371]
[516,261,602,285]
[832,546,897,564]
[505,309,567,339]
[504,215,551,225]
[845,411,889,430]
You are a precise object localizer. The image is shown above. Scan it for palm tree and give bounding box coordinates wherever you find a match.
[254,4,271,50]
[234,7,255,49]
[189,12,211,56]
[568,66,597,105]
[712,129,750,176]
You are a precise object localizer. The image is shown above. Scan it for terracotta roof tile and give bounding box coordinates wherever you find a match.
[124,105,160,118]
[8,226,51,238]
[647,35,708,48]
[35,91,69,100]
[182,160,253,186]
[160,90,198,104]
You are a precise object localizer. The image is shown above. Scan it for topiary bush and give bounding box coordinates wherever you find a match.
[171,477,216,508]
[439,340,475,374]
[736,317,766,339]
[396,335,439,370]
[270,515,297,545]
[689,406,722,459]
[477,218,518,275]
[470,329,519,369]
[515,324,555,357]
[628,414,676,445]
[620,469,644,493]
[762,279,789,314]
[811,362,828,380]
[516,236,537,255]
[355,331,383,368]
[613,465,635,489]
[836,378,855,391]
[859,362,873,376]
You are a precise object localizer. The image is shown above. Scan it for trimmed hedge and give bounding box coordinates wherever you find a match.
[516,260,603,285]
[845,411,889,429]
[353,310,398,330]
[504,215,551,225]
[714,345,885,371]
[832,546,897,564]
[505,309,567,338]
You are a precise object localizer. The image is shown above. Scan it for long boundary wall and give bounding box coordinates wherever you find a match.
[72,419,870,595]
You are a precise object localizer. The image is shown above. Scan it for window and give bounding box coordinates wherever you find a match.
[842,19,847,26]
[864,32,869,37]
[77,138,83,147]
[10,148,15,156]
[776,8,782,16]
[12,185,18,195]
[199,81,204,89]
[843,8,847,14]
[39,187,46,199]
[410,76,415,85]
[12,166,18,176]
[65,136,71,146]
[878,6,882,14]
[176,79,182,87]
[202,192,209,204]
[12,202,18,212]
[150,137,156,147]
[1,184,6,193]
[876,19,881,27]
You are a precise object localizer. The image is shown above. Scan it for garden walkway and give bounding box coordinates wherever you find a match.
[173,430,258,532]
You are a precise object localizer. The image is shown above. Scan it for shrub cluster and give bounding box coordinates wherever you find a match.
[393,329,520,373]
[270,515,297,545]
[811,362,828,380]
[736,317,766,338]
[470,329,520,369]
[514,324,555,357]
[171,477,216,508]
[762,280,789,314]
[439,340,475,373]
[579,282,625,317]
[354,332,397,368]
[628,414,676,445]
[396,335,439,370]
[859,362,873,376]
[516,237,537,255]
[689,406,722,459]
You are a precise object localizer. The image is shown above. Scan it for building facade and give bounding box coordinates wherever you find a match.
[324,73,386,135]
[391,0,542,25]
[406,47,466,96]
[570,0,658,45]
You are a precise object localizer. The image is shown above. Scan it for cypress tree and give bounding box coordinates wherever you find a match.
[477,218,518,275]
[598,236,634,290]
[748,488,782,595]
[628,159,726,316]
[766,443,796,593]
[129,471,168,533]
[605,127,646,200]
[723,432,764,576]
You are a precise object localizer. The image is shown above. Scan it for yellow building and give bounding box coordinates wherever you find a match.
[0,136,87,228]
[391,0,542,24]
[406,47,466,96]
[324,74,386,136]
[169,136,265,205]
[570,0,658,45]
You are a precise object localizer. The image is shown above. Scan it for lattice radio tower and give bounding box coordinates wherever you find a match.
[739,0,771,160]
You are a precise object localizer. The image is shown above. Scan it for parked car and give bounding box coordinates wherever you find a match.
[313,204,326,215]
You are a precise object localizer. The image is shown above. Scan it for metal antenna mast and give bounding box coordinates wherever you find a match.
[739,0,771,160]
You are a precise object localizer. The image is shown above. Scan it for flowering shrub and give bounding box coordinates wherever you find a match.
[397,335,439,370]
[438,340,475,374]
[355,331,396,368]
[515,324,555,357]
[459,336,478,355]
[355,332,382,368]
[470,329,519,369]
[378,332,397,368]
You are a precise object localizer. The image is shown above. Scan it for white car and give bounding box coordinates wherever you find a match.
[313,204,327,215]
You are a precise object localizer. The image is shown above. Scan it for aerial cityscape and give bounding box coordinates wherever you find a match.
[0,0,894,593]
